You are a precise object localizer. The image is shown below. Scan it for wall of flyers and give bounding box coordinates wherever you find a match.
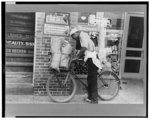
[44,13,70,37]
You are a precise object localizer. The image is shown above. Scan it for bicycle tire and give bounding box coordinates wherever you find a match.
[97,70,120,101]
[46,72,77,103]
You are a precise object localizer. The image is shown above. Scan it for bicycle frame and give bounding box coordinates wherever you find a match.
[69,60,120,90]
[70,69,88,90]
[51,67,88,90]
[50,52,120,92]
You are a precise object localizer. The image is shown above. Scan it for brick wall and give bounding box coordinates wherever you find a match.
[33,12,51,95]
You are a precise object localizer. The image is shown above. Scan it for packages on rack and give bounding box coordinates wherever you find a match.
[60,40,73,68]
[60,54,70,68]
[50,53,61,70]
[50,37,73,69]
[61,40,73,54]
[50,36,62,70]
[51,36,63,53]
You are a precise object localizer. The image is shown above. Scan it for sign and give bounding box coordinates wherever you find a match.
[6,40,34,47]
[6,20,34,27]
[70,12,78,24]
[6,49,34,54]
[6,57,33,62]
[77,25,98,32]
[96,12,104,19]
[88,14,96,26]
[46,13,69,25]
[78,12,89,24]
[6,33,34,41]
[44,24,69,36]
[6,26,34,34]
[6,13,35,21]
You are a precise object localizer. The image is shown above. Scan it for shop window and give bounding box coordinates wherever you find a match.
[5,13,35,72]
[104,12,124,75]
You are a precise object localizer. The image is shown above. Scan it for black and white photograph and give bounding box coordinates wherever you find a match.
[2,1,148,117]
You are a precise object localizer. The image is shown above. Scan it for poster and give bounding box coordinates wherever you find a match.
[44,24,69,36]
[46,12,69,25]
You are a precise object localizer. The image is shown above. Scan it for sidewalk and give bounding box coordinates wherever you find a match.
[6,79,144,104]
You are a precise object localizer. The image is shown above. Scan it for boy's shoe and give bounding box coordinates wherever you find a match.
[83,98,98,104]
[83,98,92,103]
[90,101,98,104]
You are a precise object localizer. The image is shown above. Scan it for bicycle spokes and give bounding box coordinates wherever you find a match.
[47,72,76,102]
[97,71,120,101]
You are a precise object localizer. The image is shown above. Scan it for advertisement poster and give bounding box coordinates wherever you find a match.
[46,13,69,25]
[44,24,69,36]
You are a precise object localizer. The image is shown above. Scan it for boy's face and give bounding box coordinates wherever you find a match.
[71,32,79,40]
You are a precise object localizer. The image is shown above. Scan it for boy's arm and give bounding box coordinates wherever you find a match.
[77,47,87,59]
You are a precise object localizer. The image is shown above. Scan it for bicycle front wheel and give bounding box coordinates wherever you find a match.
[97,71,120,101]
[46,72,77,103]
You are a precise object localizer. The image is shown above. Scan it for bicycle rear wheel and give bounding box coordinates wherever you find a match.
[46,72,77,103]
[97,70,120,101]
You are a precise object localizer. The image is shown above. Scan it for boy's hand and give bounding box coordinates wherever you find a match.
[72,57,78,61]
[72,57,83,62]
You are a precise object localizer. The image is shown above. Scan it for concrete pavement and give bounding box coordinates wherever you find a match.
[6,79,144,104]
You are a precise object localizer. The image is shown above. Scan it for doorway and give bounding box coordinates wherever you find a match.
[121,13,145,79]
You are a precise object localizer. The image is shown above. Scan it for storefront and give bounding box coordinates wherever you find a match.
[5,11,145,95]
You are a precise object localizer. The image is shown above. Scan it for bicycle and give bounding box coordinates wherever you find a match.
[46,52,121,103]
